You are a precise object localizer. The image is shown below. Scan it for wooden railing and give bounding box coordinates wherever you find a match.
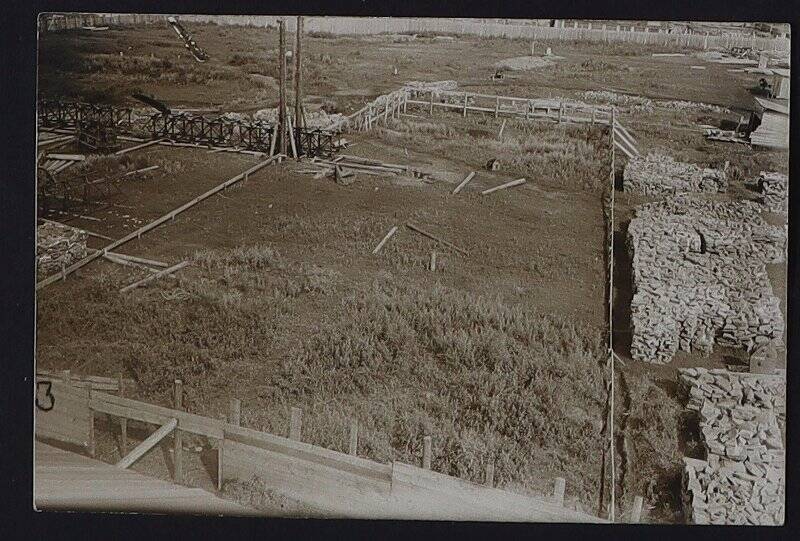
[35,371,618,522]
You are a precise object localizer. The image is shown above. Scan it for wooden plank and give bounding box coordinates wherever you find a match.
[422,436,432,469]
[452,171,476,194]
[480,178,526,195]
[123,165,160,176]
[372,226,398,254]
[614,140,635,159]
[104,252,169,268]
[119,260,189,293]
[289,407,303,440]
[46,153,85,161]
[115,138,164,156]
[613,127,638,155]
[405,222,468,256]
[223,424,392,483]
[173,380,183,483]
[115,418,177,469]
[553,477,566,505]
[630,495,644,522]
[89,390,224,439]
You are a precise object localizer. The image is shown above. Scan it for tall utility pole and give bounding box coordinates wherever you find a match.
[294,16,304,130]
[278,18,287,155]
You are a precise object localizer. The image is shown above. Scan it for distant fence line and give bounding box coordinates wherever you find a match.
[41,14,789,52]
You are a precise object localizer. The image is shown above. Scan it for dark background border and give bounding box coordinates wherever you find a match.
[2,1,797,539]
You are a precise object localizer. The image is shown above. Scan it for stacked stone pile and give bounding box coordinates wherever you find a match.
[628,196,786,364]
[757,172,788,214]
[37,221,88,277]
[403,80,458,93]
[623,153,728,196]
[679,368,785,525]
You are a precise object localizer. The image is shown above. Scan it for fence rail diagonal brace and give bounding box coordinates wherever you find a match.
[116,418,178,469]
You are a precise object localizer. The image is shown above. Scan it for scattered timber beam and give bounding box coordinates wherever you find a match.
[372,226,399,254]
[115,138,164,156]
[452,171,476,194]
[405,222,468,256]
[614,140,634,159]
[46,153,85,161]
[124,165,160,176]
[119,260,189,293]
[106,252,170,268]
[37,157,277,290]
[481,178,526,195]
[115,418,177,469]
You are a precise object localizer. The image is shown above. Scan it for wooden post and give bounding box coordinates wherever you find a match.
[289,407,302,440]
[229,398,241,426]
[173,379,183,483]
[348,420,359,456]
[278,19,288,156]
[463,92,468,117]
[494,96,500,118]
[403,93,407,114]
[88,410,96,458]
[558,103,563,123]
[553,477,566,505]
[631,495,644,522]
[118,373,127,456]
[429,90,434,115]
[422,435,432,469]
[485,460,495,487]
[591,107,596,126]
[430,251,437,271]
[62,369,71,387]
[217,439,224,491]
[294,16,303,130]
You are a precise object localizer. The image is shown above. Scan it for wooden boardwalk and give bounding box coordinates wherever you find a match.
[35,442,253,515]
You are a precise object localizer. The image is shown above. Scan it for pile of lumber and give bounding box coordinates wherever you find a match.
[37,131,74,149]
[298,155,433,182]
[39,153,85,175]
[37,221,88,276]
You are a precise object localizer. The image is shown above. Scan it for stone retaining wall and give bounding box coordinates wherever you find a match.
[679,367,785,525]
[623,153,727,196]
[627,196,786,364]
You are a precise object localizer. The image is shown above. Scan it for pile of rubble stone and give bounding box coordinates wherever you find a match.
[403,80,458,94]
[679,367,785,525]
[37,221,88,277]
[757,172,788,214]
[627,196,786,364]
[252,107,346,129]
[623,153,728,196]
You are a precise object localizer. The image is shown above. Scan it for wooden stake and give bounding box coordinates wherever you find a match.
[229,398,241,426]
[553,477,566,505]
[349,420,359,456]
[481,178,526,195]
[372,225,398,254]
[429,251,437,271]
[118,373,127,456]
[289,407,302,440]
[498,119,507,140]
[452,171,476,194]
[485,459,495,487]
[173,379,183,483]
[631,495,644,522]
[62,369,71,387]
[422,436,432,469]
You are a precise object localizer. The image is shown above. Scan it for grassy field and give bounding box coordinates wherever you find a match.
[36,22,788,521]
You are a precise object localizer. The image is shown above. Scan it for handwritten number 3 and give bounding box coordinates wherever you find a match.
[36,381,55,412]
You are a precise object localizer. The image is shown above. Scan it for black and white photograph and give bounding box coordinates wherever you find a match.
[31,12,789,525]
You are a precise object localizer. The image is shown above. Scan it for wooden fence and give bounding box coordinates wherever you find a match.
[35,371,622,522]
[40,14,788,52]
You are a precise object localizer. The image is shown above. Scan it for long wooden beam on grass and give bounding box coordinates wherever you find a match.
[119,260,189,293]
[481,178,526,195]
[115,138,165,156]
[372,226,398,254]
[36,157,278,290]
[452,172,476,194]
[405,222,468,256]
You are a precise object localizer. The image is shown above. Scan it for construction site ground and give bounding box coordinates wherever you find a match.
[37,24,789,522]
